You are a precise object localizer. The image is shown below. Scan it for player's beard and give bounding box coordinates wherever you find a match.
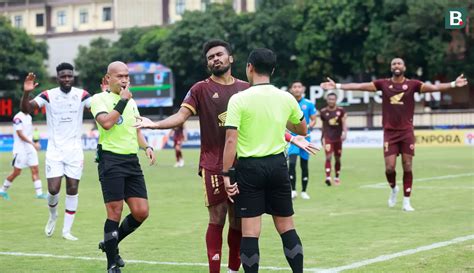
[210,63,231,77]
[391,69,404,77]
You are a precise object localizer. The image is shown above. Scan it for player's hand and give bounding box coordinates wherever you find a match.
[341,132,347,142]
[24,73,39,92]
[455,74,468,88]
[120,83,132,100]
[146,147,156,166]
[292,135,320,155]
[223,176,239,203]
[134,116,157,129]
[320,77,336,90]
[100,77,108,92]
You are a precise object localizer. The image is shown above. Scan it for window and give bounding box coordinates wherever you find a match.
[36,13,44,27]
[201,0,210,11]
[79,9,88,24]
[14,15,22,28]
[57,10,66,26]
[102,7,112,21]
[176,0,185,15]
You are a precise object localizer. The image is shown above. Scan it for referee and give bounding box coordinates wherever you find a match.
[222,49,308,273]
[90,61,156,273]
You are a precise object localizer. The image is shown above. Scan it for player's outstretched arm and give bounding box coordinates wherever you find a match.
[421,74,468,93]
[321,77,377,92]
[21,73,40,113]
[134,106,192,129]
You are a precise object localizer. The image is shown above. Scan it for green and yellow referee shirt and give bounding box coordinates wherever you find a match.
[90,91,140,154]
[225,84,304,158]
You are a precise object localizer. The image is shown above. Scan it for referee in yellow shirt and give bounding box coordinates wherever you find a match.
[90,61,155,273]
[222,49,309,273]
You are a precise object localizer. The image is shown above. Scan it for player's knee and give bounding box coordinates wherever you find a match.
[48,186,60,195]
[402,162,412,171]
[13,169,22,176]
[385,166,396,174]
[209,204,227,225]
[133,208,149,222]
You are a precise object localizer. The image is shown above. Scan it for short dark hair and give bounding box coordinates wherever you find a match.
[247,48,276,76]
[290,80,303,88]
[56,62,74,73]
[202,39,232,56]
[327,92,338,99]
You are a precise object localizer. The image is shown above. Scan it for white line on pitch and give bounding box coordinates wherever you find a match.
[361,172,474,189]
[313,234,474,273]
[2,235,473,272]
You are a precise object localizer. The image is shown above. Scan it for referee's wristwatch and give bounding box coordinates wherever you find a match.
[221,168,236,181]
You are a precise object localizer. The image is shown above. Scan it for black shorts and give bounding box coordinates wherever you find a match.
[235,153,294,218]
[98,151,148,203]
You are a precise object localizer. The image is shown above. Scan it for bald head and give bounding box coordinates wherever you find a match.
[107,61,128,74]
[106,61,129,94]
[390,57,406,77]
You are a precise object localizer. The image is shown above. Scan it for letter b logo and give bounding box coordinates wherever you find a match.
[445,8,467,29]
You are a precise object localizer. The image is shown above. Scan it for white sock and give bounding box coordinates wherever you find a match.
[403,196,411,203]
[63,194,78,234]
[1,179,12,192]
[33,180,43,195]
[48,193,59,218]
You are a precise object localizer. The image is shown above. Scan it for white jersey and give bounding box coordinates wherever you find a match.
[34,87,91,157]
[12,112,35,154]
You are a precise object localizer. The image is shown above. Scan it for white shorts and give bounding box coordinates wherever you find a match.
[45,149,84,180]
[12,150,39,169]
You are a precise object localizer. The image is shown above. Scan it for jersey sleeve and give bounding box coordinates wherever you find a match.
[82,90,92,108]
[372,79,385,91]
[289,96,304,124]
[309,102,317,116]
[413,80,423,93]
[90,95,108,119]
[12,116,23,131]
[225,95,241,129]
[33,91,49,108]
[181,84,199,115]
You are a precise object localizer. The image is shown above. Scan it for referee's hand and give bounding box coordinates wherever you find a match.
[146,147,156,166]
[292,135,320,155]
[223,176,239,203]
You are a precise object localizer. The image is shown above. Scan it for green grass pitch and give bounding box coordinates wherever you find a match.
[0,147,473,272]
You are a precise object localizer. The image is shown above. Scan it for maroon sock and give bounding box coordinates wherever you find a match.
[403,171,413,197]
[227,227,242,271]
[206,223,223,273]
[385,171,396,188]
[335,161,341,178]
[175,149,181,161]
[325,159,331,178]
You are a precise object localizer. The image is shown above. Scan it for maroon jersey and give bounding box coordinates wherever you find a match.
[173,126,184,142]
[181,77,250,172]
[320,107,346,142]
[372,78,423,131]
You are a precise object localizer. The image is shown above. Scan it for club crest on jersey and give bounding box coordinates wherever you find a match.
[116,115,124,125]
[302,104,307,110]
[402,84,408,90]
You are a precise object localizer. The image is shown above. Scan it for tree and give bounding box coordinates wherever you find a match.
[0,16,48,113]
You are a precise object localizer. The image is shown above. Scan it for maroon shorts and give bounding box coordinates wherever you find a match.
[383,129,415,157]
[200,168,227,207]
[324,140,342,157]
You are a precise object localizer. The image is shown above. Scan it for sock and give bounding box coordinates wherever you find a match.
[325,159,331,179]
[63,194,78,234]
[104,219,119,269]
[281,229,304,273]
[206,223,224,273]
[301,158,308,192]
[48,192,59,218]
[33,180,43,195]
[403,171,413,197]
[241,237,259,273]
[1,179,12,192]
[118,213,143,243]
[289,155,297,190]
[227,227,242,271]
[385,171,396,189]
[175,149,182,161]
[335,160,341,178]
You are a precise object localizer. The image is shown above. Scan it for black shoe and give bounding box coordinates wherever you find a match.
[325,179,332,186]
[107,264,121,273]
[99,241,125,268]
